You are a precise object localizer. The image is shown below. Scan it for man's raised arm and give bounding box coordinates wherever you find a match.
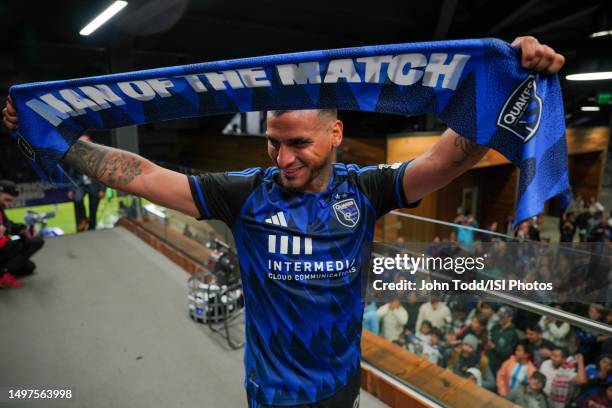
[402,36,565,205]
[2,98,200,218]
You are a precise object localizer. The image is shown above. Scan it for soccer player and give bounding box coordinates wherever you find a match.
[3,37,564,407]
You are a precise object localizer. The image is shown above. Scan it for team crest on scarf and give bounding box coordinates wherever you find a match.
[497,74,542,142]
[333,198,360,228]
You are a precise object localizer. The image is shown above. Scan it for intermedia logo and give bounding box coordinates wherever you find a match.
[265,211,312,255]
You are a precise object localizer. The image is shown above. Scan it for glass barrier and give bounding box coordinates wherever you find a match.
[114,176,611,407]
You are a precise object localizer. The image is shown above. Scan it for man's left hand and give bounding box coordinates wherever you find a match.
[511,36,565,74]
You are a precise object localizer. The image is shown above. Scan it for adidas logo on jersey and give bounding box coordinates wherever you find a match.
[265,211,312,255]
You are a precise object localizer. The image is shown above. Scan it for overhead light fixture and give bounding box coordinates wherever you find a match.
[580,106,600,112]
[566,72,612,81]
[590,30,612,38]
[80,1,128,36]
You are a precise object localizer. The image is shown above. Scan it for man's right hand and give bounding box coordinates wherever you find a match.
[2,96,17,131]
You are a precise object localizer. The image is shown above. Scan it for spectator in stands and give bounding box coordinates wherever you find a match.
[528,216,542,242]
[481,221,499,243]
[525,325,556,368]
[576,205,593,242]
[0,180,44,280]
[560,212,576,243]
[583,381,612,408]
[377,300,408,344]
[415,320,433,345]
[487,306,520,376]
[420,328,443,365]
[540,348,587,408]
[454,213,478,252]
[448,334,482,376]
[588,196,605,215]
[539,305,571,349]
[577,354,612,406]
[497,343,537,397]
[466,367,483,387]
[587,211,610,243]
[576,304,605,364]
[506,371,551,408]
[465,301,499,332]
[402,291,420,335]
[362,302,379,335]
[456,315,488,353]
[416,295,452,332]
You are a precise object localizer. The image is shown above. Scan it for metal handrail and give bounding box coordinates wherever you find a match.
[360,361,444,408]
[389,210,514,240]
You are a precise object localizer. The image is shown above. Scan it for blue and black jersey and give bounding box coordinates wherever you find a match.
[188,162,418,406]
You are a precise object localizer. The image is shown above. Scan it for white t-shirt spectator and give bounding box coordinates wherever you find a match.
[377,303,408,342]
[416,301,451,331]
[540,358,577,408]
[538,316,570,348]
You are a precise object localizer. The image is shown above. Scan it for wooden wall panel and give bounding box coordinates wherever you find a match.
[477,165,518,227]
[566,127,609,155]
[340,136,386,165]
[190,135,271,172]
[569,151,604,201]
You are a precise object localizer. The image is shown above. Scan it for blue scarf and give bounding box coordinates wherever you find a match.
[9,38,569,224]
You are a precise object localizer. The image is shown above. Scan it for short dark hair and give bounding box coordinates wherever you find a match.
[527,325,543,333]
[531,371,547,387]
[268,109,337,120]
[554,347,569,358]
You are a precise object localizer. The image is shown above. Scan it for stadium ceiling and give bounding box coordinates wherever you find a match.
[0,0,610,126]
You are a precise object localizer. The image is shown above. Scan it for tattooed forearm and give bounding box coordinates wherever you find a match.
[451,135,487,167]
[63,140,142,187]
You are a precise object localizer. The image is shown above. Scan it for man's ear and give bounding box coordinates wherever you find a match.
[331,119,343,148]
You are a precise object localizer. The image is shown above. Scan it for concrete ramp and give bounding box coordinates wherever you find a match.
[0,227,387,408]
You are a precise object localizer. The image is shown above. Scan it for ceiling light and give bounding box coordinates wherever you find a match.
[80,1,128,36]
[580,106,600,112]
[590,30,612,38]
[566,72,612,81]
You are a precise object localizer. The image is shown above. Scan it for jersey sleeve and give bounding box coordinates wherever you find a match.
[188,168,262,225]
[355,161,420,218]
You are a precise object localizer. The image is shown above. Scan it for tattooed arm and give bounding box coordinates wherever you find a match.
[402,128,488,204]
[63,140,200,218]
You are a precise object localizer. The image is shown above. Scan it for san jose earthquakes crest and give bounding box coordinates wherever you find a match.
[333,198,360,228]
[497,74,542,142]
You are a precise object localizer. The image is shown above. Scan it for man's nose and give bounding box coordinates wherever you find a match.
[277,145,295,168]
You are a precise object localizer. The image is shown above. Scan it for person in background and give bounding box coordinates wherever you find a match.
[454,213,478,252]
[576,304,606,364]
[0,180,44,280]
[577,354,612,407]
[539,305,571,349]
[377,300,408,344]
[487,306,520,376]
[497,343,537,397]
[576,205,593,242]
[588,196,605,215]
[420,328,443,365]
[402,290,420,335]
[456,315,488,354]
[506,371,551,408]
[525,325,557,368]
[540,348,587,408]
[67,135,107,232]
[583,381,612,408]
[466,367,483,387]
[362,302,379,335]
[416,295,452,332]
